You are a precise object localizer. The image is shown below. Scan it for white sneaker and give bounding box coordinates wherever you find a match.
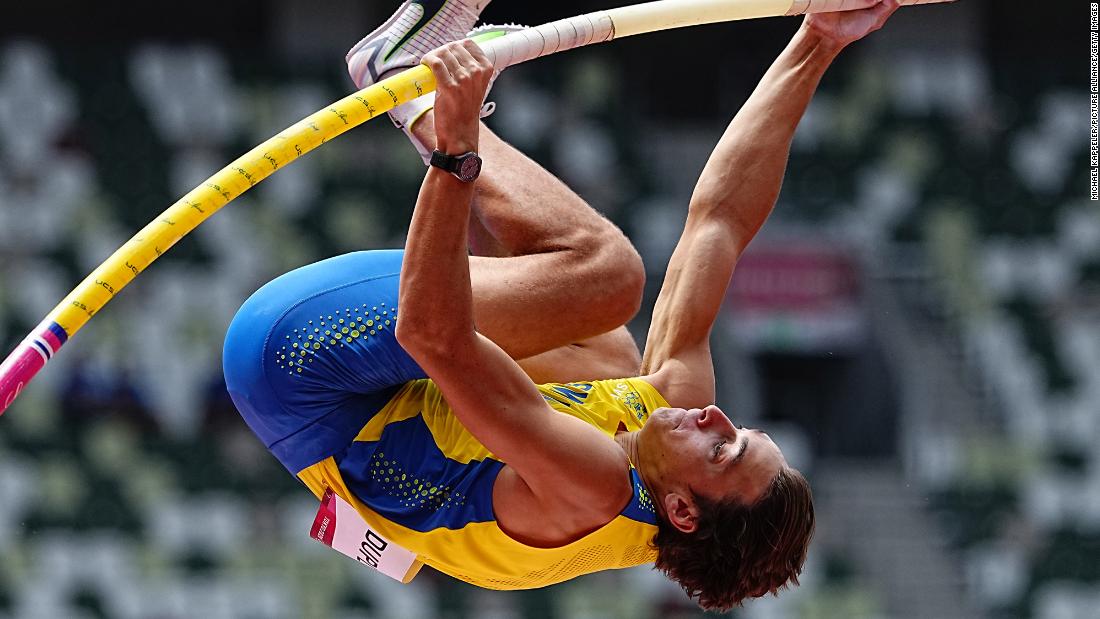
[348,10,526,163]
[346,0,492,90]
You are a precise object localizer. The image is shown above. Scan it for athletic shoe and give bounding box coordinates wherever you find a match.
[346,0,493,90]
[348,14,526,164]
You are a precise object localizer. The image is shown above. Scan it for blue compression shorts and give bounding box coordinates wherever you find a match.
[223,250,426,473]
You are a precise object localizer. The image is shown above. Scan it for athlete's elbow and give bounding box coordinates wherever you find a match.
[395,313,470,360]
[396,311,433,344]
[397,285,456,351]
[395,313,437,355]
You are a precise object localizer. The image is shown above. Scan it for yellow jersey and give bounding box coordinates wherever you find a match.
[297,376,669,589]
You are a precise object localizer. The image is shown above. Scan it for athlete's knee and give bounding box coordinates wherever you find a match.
[580,223,645,327]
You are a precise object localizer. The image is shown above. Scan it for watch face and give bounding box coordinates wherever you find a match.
[458,155,482,182]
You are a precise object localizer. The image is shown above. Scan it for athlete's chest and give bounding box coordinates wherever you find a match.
[536,381,650,434]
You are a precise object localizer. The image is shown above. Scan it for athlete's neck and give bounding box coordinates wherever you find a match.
[613,428,637,461]
[614,430,659,505]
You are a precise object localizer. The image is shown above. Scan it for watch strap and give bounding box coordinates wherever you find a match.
[429,150,481,182]
[429,150,461,174]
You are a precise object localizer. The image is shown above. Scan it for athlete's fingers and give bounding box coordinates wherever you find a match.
[448,40,492,96]
[875,0,901,26]
[449,44,489,91]
[858,0,899,37]
[424,42,469,85]
[436,44,467,81]
[422,52,457,86]
[460,38,494,73]
[449,40,477,68]
[443,44,475,83]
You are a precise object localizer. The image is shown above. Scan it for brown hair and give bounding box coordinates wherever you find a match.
[652,466,815,611]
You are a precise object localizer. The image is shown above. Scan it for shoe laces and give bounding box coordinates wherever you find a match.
[448,1,483,29]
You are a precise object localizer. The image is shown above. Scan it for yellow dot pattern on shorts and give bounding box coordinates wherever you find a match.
[369,450,466,511]
[272,302,397,377]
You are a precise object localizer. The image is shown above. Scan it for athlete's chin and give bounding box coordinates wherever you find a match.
[650,407,674,423]
[641,408,674,436]
[649,407,688,433]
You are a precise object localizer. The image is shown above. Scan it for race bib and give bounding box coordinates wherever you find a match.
[310,488,422,583]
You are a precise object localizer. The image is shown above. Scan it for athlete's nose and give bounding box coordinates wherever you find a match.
[697,405,730,430]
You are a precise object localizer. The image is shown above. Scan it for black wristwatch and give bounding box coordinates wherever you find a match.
[430,150,482,183]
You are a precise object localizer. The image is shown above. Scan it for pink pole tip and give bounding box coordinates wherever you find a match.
[0,344,49,416]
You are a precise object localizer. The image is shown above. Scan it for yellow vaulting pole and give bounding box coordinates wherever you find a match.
[0,0,954,415]
[61,68,437,336]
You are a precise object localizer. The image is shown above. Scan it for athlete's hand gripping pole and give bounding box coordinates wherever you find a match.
[0,0,954,415]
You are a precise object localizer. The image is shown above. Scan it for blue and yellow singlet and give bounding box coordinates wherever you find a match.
[223,250,670,589]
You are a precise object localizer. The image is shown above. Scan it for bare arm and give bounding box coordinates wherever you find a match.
[640,1,900,406]
[395,41,628,517]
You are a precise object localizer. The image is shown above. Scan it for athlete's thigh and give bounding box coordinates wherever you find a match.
[514,327,642,385]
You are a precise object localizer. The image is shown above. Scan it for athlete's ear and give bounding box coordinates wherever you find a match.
[663,492,698,534]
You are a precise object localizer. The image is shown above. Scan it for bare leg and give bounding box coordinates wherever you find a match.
[409,113,644,377]
[514,328,642,384]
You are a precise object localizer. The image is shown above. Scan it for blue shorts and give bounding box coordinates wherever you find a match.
[223,250,427,473]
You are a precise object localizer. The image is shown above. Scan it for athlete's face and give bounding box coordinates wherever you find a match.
[638,405,787,508]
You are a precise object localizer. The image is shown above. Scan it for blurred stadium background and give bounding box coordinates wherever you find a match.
[0,1,1089,617]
